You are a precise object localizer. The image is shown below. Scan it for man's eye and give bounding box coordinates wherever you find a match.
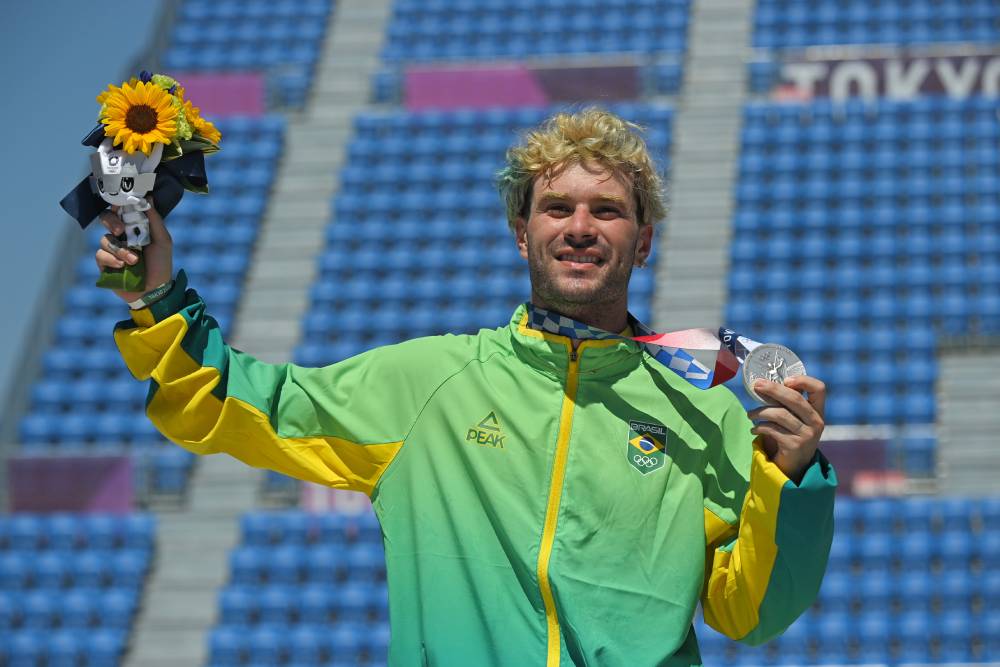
[121,177,134,192]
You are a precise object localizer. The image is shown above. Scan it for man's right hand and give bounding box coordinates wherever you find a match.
[95,199,173,304]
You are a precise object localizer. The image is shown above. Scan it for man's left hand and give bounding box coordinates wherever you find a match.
[747,376,826,484]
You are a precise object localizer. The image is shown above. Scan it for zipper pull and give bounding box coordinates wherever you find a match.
[570,347,578,362]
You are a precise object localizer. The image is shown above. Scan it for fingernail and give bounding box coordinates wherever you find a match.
[754,380,765,390]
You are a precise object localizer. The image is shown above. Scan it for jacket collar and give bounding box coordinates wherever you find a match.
[506,303,649,378]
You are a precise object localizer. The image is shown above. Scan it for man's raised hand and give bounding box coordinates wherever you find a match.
[95,198,173,304]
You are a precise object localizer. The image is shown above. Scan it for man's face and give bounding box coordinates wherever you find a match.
[515,161,653,320]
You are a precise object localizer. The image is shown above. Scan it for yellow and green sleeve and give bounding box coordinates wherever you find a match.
[113,270,473,496]
[701,423,837,645]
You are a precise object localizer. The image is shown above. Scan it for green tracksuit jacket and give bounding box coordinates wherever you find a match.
[115,271,837,666]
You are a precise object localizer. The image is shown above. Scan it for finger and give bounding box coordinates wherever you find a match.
[784,375,826,418]
[750,422,796,443]
[748,406,805,435]
[101,234,139,264]
[754,380,820,427]
[96,248,125,270]
[99,210,125,236]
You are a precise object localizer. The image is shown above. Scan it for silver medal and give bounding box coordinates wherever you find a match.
[742,343,807,404]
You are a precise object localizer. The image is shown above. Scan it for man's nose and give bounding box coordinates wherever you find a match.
[564,204,597,242]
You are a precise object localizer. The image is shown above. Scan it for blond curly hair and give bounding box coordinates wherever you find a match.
[497,107,667,230]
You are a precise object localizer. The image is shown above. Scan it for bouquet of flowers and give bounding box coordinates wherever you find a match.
[61,71,222,291]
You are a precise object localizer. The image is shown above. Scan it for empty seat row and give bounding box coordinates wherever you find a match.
[213,115,287,136]
[0,628,127,666]
[1,588,138,630]
[736,205,998,233]
[698,612,1000,666]
[355,106,672,134]
[230,544,386,585]
[219,583,388,625]
[827,530,1000,569]
[730,229,998,259]
[172,22,326,47]
[755,21,998,49]
[0,549,149,590]
[347,133,670,162]
[382,33,688,62]
[0,514,154,551]
[389,9,688,37]
[745,94,997,120]
[163,44,321,72]
[835,496,1000,532]
[210,622,389,666]
[756,1,996,25]
[818,570,1000,611]
[394,0,687,10]
[728,292,999,323]
[326,217,511,246]
[316,247,523,278]
[241,512,382,546]
[19,410,166,445]
[178,0,330,21]
[729,260,1000,294]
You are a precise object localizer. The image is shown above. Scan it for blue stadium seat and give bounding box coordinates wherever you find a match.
[210,625,246,665]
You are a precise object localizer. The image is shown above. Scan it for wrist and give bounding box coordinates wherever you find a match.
[127,279,175,310]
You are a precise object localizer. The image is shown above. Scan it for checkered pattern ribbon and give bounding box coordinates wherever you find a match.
[527,305,762,390]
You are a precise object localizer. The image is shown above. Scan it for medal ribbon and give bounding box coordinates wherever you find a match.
[527,305,763,390]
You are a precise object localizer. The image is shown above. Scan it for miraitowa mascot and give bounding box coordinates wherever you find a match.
[61,71,221,292]
[89,139,163,285]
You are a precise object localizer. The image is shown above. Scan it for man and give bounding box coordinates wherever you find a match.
[96,108,835,666]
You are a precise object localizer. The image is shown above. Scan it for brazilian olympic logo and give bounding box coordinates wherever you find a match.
[626,419,667,475]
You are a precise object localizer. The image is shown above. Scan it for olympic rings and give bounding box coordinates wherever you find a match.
[632,454,659,468]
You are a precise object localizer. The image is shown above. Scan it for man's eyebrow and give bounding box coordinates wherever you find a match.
[536,191,569,202]
[594,194,629,206]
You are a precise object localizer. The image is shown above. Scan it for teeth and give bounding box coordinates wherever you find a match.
[563,255,598,263]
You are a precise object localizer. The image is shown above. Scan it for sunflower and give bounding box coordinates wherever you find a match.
[183,99,222,145]
[96,77,138,106]
[100,80,178,155]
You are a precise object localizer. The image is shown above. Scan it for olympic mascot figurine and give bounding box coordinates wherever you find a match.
[61,71,221,291]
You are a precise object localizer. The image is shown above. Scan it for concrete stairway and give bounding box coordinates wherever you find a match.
[937,345,1000,495]
[125,1,395,664]
[125,457,257,667]
[651,0,753,332]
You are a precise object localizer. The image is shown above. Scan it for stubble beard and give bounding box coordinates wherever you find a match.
[527,244,635,321]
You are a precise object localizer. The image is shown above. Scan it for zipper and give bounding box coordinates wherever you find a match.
[536,346,581,666]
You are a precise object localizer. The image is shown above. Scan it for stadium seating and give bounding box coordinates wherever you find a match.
[754,0,1000,48]
[209,511,389,666]
[700,496,1000,664]
[163,0,333,108]
[0,513,155,666]
[381,0,691,62]
[727,96,999,430]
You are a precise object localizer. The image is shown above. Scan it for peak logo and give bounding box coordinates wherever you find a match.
[466,411,506,449]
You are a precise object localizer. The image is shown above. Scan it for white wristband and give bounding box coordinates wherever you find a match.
[128,280,175,310]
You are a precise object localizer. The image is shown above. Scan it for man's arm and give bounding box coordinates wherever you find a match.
[98,205,462,496]
[700,381,837,645]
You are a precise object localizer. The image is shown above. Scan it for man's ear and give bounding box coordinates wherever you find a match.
[515,217,529,260]
[635,224,654,266]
